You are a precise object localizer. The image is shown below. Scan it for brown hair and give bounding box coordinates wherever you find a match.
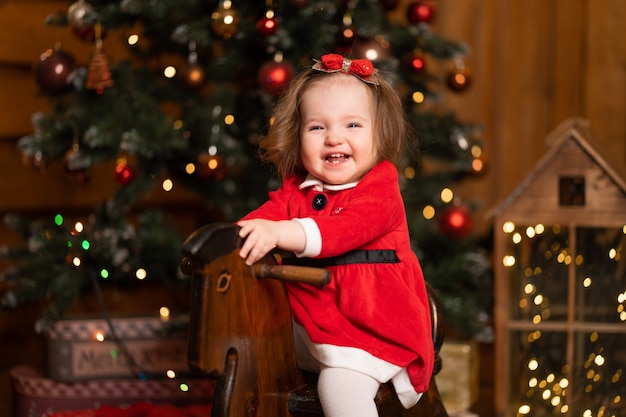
[258,67,415,179]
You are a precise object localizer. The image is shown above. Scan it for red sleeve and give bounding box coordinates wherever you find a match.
[239,176,301,221]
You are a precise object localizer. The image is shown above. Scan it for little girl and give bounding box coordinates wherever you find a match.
[238,54,434,417]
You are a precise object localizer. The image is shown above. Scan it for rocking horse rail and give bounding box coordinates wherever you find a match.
[253,263,331,287]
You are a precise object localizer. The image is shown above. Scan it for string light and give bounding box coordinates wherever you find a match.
[502,255,516,267]
[508,224,624,415]
[471,158,483,173]
[136,268,147,280]
[412,90,425,104]
[164,66,176,78]
[422,205,435,220]
[503,221,515,233]
[440,187,453,203]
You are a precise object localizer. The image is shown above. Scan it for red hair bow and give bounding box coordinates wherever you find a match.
[312,53,379,84]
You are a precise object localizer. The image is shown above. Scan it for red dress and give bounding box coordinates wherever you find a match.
[241,160,434,395]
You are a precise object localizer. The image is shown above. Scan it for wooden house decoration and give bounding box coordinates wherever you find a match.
[489,118,626,417]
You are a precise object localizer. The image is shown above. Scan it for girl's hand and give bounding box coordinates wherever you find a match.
[237,219,280,265]
[237,219,306,266]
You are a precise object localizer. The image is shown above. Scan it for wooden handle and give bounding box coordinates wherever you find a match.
[253,263,331,287]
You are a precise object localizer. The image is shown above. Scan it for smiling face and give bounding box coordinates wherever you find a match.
[299,74,378,185]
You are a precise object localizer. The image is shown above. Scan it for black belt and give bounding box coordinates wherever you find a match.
[281,250,399,268]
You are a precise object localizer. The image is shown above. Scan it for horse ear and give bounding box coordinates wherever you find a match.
[181,223,242,267]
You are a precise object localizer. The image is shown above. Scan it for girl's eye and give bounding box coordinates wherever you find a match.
[348,123,361,128]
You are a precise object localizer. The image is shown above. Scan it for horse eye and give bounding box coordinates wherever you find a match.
[216,272,232,293]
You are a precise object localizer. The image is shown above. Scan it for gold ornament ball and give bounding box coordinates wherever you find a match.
[211,5,240,39]
[195,153,226,180]
[446,67,472,92]
[181,62,206,90]
[67,0,96,30]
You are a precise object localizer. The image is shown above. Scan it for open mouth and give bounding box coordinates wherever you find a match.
[324,153,350,164]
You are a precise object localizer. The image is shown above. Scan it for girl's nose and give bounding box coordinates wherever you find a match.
[325,130,344,146]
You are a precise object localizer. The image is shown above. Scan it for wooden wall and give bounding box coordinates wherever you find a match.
[436,0,625,220]
[0,1,624,416]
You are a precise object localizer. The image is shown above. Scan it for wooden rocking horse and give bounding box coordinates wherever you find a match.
[181,222,449,417]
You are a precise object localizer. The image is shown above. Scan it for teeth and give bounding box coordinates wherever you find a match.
[325,154,348,164]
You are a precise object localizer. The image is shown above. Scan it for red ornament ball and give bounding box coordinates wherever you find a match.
[438,205,473,239]
[258,60,294,96]
[409,54,426,73]
[256,16,278,36]
[72,25,107,42]
[115,159,135,185]
[34,48,76,96]
[407,1,436,24]
[446,67,472,92]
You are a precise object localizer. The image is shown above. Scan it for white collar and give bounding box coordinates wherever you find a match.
[299,174,359,192]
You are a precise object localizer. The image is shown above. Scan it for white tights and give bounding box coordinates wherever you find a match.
[317,366,380,417]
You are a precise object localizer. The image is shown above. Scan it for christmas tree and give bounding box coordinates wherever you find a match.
[1,0,491,336]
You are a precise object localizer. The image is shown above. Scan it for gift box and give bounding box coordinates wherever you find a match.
[44,315,190,381]
[10,365,214,417]
[45,402,212,417]
[435,340,479,414]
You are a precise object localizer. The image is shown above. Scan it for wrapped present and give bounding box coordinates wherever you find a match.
[45,402,212,417]
[10,365,214,417]
[435,340,479,413]
[44,315,190,381]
